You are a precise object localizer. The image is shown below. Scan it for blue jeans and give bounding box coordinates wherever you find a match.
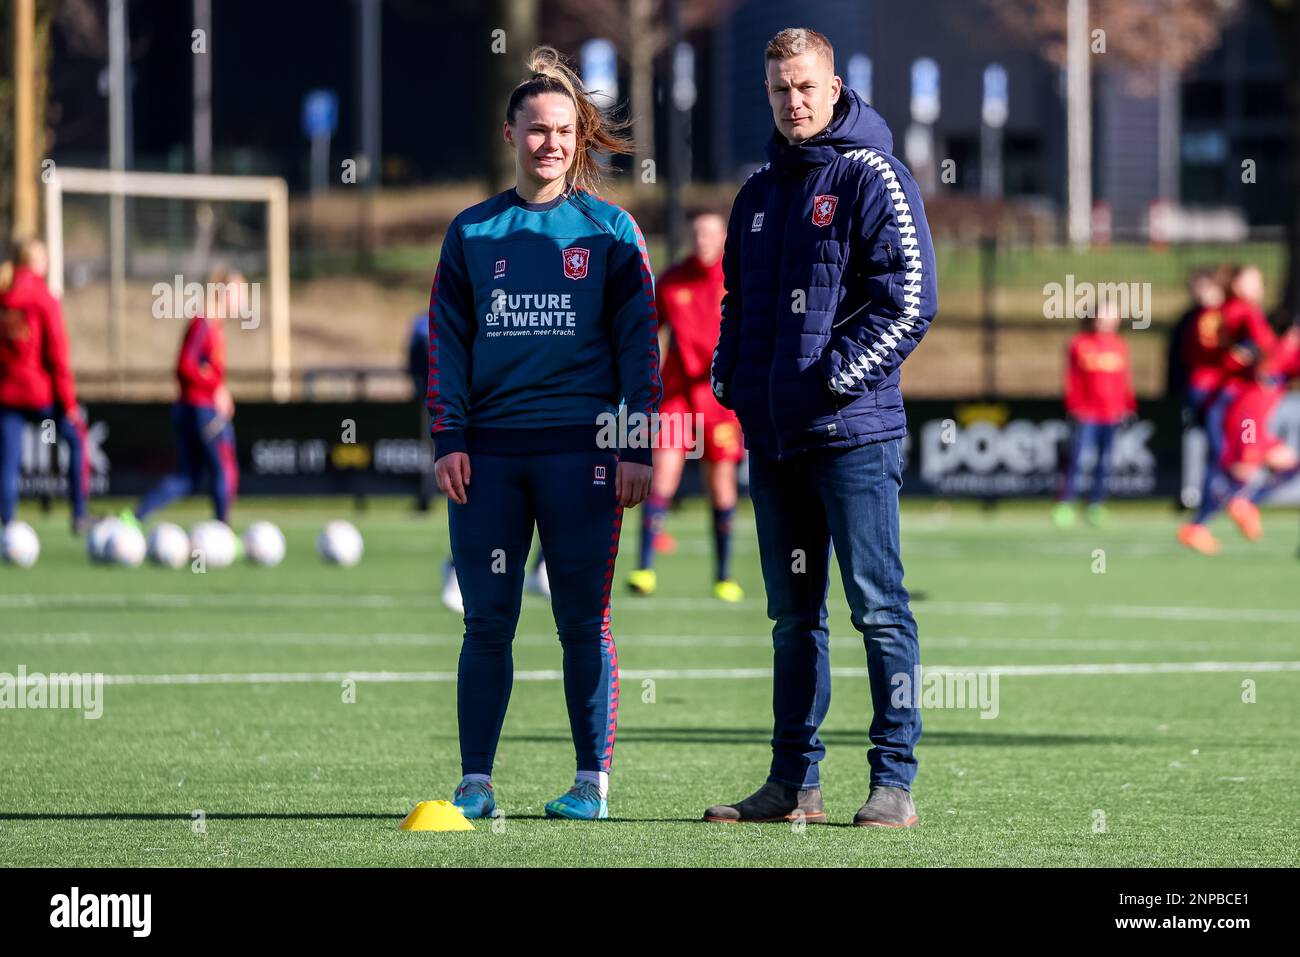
[1061,419,1118,505]
[0,405,89,525]
[749,437,921,791]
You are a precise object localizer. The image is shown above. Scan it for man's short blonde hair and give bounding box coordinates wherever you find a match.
[764,27,834,70]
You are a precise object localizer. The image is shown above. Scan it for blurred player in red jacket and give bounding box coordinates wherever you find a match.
[1179,264,1277,554]
[0,239,91,532]
[627,211,745,601]
[1053,302,1136,527]
[1202,323,1300,548]
[127,269,240,526]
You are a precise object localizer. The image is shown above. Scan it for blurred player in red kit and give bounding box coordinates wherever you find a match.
[1207,322,1300,546]
[1171,266,1227,511]
[126,269,241,526]
[1053,302,1136,527]
[0,239,91,533]
[626,210,746,602]
[1179,264,1277,554]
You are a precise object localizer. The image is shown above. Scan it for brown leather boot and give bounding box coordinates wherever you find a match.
[704,780,825,824]
[852,786,918,827]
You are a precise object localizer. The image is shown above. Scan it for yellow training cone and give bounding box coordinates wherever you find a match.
[399,800,475,832]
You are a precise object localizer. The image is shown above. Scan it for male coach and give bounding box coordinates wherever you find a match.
[705,27,937,827]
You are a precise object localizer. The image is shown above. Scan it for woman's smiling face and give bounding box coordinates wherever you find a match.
[506,92,577,188]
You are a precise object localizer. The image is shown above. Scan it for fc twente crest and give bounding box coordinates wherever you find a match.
[562,246,590,280]
[811,194,838,227]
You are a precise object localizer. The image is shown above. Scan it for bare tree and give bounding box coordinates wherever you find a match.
[481,0,540,192]
[53,0,105,58]
[979,0,1239,248]
[991,0,1300,317]
[981,0,1237,80]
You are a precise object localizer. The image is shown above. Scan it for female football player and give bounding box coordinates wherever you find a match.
[1053,301,1136,527]
[127,269,241,526]
[1179,263,1277,553]
[0,240,90,533]
[627,210,746,601]
[428,47,660,820]
[1216,321,1300,535]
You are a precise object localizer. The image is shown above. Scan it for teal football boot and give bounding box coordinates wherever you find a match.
[544,781,608,820]
[451,778,496,819]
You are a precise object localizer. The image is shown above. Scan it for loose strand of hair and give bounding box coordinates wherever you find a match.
[512,45,635,196]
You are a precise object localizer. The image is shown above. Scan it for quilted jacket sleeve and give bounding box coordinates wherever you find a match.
[819,154,938,399]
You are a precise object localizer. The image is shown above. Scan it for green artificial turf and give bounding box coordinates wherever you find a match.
[1,497,1297,867]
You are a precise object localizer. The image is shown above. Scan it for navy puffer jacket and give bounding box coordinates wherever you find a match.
[710,89,938,458]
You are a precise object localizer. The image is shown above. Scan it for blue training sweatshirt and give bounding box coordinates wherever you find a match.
[426,187,662,466]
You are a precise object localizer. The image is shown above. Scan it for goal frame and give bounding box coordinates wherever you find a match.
[44,167,292,401]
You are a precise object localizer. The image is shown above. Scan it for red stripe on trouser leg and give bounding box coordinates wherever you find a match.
[602,624,619,771]
[74,418,91,502]
[218,436,239,502]
[600,504,623,771]
[426,264,446,430]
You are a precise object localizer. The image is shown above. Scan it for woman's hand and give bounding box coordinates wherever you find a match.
[436,452,472,505]
[616,461,652,508]
[214,385,235,421]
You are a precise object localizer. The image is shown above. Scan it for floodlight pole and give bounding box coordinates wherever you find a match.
[355,0,381,269]
[1066,0,1091,249]
[666,0,684,265]
[192,0,216,267]
[193,0,212,175]
[108,0,128,391]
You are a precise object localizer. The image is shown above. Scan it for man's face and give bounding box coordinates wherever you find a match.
[691,214,726,266]
[765,51,842,144]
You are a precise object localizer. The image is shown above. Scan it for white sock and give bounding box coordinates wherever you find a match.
[575,770,608,799]
[461,773,491,787]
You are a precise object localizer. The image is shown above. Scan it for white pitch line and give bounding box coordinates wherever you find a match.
[0,593,403,609]
[918,601,1300,625]
[9,631,1299,654]
[64,660,1300,687]
[4,592,1300,624]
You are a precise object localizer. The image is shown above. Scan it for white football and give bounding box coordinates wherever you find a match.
[147,522,191,569]
[244,521,286,567]
[87,517,122,563]
[190,520,237,569]
[107,522,147,567]
[2,521,40,568]
[317,520,363,567]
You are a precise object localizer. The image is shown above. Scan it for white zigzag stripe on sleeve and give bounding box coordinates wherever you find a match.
[829,149,924,395]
